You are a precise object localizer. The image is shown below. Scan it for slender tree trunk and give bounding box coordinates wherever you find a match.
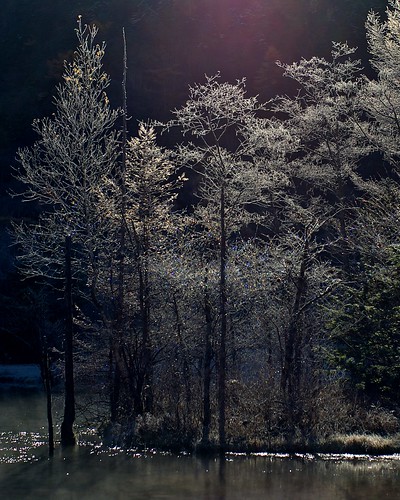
[117,26,128,318]
[172,293,192,428]
[140,260,153,414]
[109,341,121,423]
[40,334,54,457]
[109,28,129,425]
[280,238,309,439]
[61,234,76,447]
[218,186,227,453]
[281,240,308,397]
[202,280,213,444]
[133,375,145,416]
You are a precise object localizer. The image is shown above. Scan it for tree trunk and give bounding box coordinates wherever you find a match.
[109,341,121,423]
[202,281,213,444]
[281,241,308,397]
[40,334,54,457]
[139,256,153,414]
[61,234,76,447]
[172,293,192,428]
[280,238,309,437]
[218,186,227,453]
[117,26,128,322]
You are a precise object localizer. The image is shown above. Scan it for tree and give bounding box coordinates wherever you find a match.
[121,124,183,417]
[163,74,286,451]
[96,123,186,428]
[325,0,400,411]
[13,18,121,446]
[329,183,400,408]
[245,46,366,436]
[275,43,371,269]
[329,245,400,407]
[362,0,400,171]
[13,17,120,286]
[270,202,342,438]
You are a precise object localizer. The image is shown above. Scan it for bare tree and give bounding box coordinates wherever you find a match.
[14,17,121,285]
[96,123,186,429]
[362,0,400,171]
[163,74,285,451]
[13,18,121,447]
[275,43,370,269]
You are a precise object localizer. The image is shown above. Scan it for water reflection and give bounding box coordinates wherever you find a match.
[0,391,400,499]
[1,443,400,499]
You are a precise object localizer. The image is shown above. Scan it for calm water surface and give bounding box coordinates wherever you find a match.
[0,390,400,500]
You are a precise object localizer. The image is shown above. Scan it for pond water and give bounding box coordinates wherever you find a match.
[1,389,400,500]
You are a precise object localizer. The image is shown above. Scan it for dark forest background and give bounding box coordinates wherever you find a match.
[0,0,388,361]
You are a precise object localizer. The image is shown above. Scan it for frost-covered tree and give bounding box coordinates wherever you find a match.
[271,202,342,435]
[241,52,358,434]
[13,18,121,446]
[362,0,400,171]
[14,18,120,286]
[96,123,186,425]
[14,18,187,438]
[163,74,289,450]
[275,43,370,268]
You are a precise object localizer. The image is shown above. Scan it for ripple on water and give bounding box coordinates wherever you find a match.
[0,431,47,464]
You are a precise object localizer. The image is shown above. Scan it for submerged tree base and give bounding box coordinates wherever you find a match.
[60,423,76,448]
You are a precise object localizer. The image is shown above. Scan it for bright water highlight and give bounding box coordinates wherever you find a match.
[0,389,399,499]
